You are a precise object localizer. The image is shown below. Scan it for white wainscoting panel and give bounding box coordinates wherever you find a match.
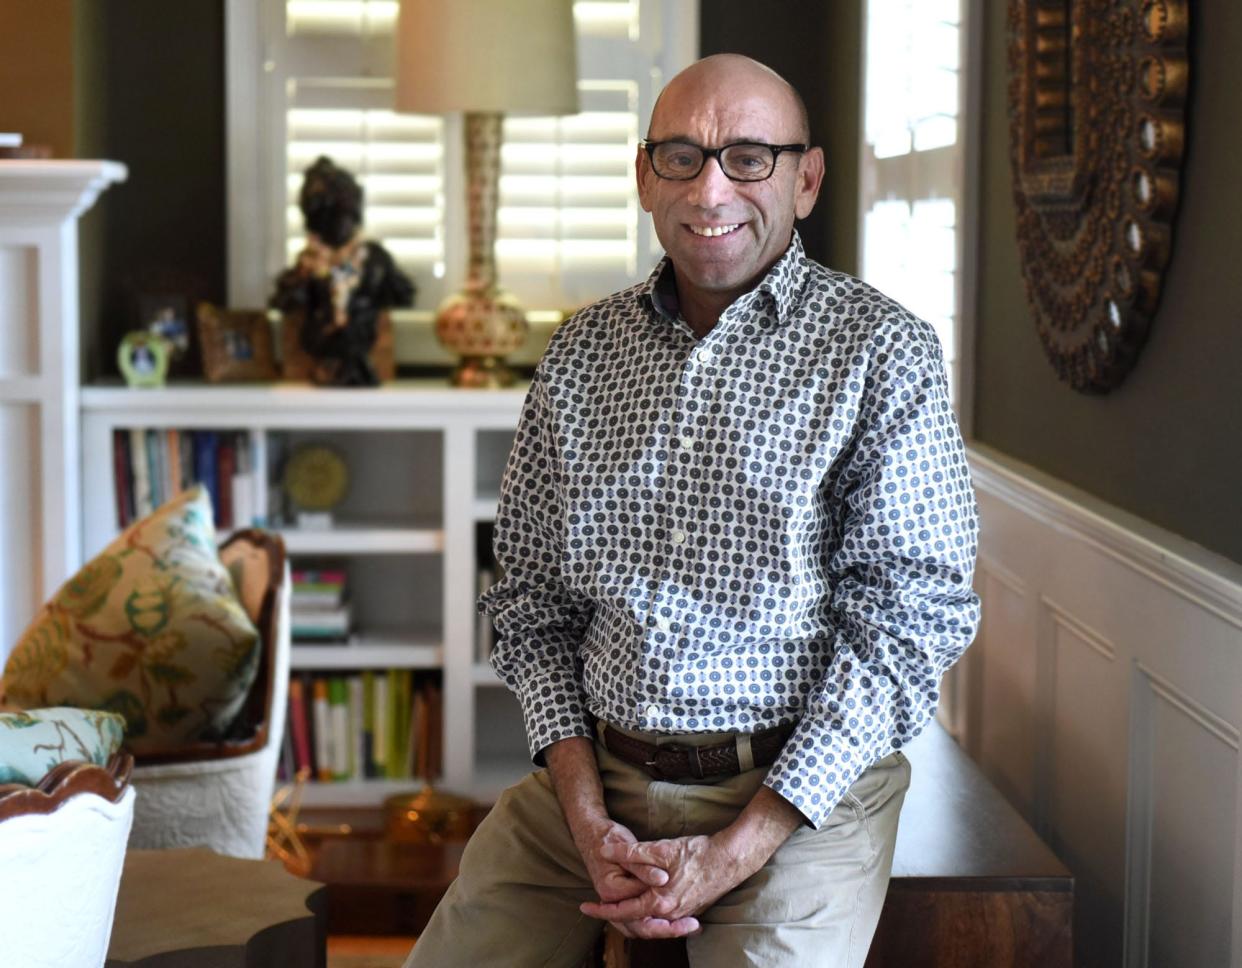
[966,444,1242,968]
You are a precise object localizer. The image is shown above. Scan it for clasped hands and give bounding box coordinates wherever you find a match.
[575,818,764,940]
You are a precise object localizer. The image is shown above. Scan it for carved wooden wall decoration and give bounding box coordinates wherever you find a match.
[1008,0,1189,392]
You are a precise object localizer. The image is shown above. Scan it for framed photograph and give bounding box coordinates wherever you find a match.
[139,294,191,357]
[196,303,278,383]
[116,330,170,388]
[125,269,207,379]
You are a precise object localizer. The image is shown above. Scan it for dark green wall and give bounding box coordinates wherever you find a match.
[972,3,1242,564]
[700,1,862,275]
[75,0,227,380]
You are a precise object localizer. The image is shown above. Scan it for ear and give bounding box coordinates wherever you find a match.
[636,145,656,214]
[793,147,825,220]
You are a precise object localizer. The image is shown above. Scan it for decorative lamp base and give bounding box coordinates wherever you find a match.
[451,355,520,389]
[435,285,527,389]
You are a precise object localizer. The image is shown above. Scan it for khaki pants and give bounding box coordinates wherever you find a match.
[405,722,911,968]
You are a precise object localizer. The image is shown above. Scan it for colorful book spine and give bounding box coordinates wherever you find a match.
[361,671,376,778]
[288,677,312,775]
[348,675,365,781]
[372,672,389,776]
[329,677,350,780]
[312,678,332,782]
[165,429,181,500]
[113,430,133,528]
[129,428,153,518]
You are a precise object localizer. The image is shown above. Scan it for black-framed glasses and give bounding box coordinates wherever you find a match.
[640,140,809,182]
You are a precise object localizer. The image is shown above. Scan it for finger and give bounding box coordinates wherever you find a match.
[599,842,666,867]
[622,862,669,887]
[581,896,660,922]
[627,916,701,939]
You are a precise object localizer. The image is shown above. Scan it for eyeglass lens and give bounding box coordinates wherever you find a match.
[651,143,776,181]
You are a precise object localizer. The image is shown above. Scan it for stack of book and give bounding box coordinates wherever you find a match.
[112,429,257,530]
[281,671,443,783]
[291,567,351,643]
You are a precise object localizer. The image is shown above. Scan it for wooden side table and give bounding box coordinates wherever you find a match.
[105,848,326,967]
[311,838,465,937]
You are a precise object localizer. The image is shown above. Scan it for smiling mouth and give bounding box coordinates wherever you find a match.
[687,223,742,237]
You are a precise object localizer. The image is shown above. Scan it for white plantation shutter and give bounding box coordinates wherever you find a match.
[277,0,448,303]
[858,0,968,407]
[242,0,693,316]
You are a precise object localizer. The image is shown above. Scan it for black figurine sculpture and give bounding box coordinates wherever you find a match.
[270,156,415,386]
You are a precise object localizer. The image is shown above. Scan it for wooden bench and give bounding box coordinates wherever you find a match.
[616,721,1074,968]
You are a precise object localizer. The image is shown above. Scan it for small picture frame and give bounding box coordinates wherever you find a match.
[196,303,278,383]
[117,330,170,388]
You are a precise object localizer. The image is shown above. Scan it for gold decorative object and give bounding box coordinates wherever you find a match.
[266,767,313,877]
[1008,0,1189,392]
[394,0,579,388]
[384,785,476,845]
[282,444,349,513]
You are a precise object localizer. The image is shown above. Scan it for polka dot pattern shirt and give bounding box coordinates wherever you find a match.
[481,233,981,828]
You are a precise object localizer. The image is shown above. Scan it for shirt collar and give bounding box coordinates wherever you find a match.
[639,230,809,329]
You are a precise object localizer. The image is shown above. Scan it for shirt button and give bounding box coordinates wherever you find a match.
[670,530,686,545]
[645,704,661,719]
[655,616,671,632]
[678,436,694,450]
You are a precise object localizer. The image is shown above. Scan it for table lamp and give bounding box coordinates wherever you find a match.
[395,0,579,388]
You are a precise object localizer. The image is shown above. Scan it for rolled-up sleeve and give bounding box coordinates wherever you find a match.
[764,323,981,828]
[481,366,595,763]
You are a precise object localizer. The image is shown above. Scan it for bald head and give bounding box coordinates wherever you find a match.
[648,54,810,145]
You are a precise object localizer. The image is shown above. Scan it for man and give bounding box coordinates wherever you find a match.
[406,54,980,967]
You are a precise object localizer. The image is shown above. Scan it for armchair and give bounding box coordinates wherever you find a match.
[126,529,290,859]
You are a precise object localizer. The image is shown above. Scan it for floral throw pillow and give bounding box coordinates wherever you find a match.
[0,707,127,786]
[0,486,260,755]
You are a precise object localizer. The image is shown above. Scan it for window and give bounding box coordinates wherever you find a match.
[227,0,697,331]
[857,0,978,418]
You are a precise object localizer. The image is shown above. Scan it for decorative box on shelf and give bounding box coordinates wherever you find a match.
[79,380,527,807]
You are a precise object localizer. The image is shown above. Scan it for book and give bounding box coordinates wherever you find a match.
[372,672,389,776]
[145,429,164,509]
[361,671,376,778]
[348,675,365,780]
[129,428,153,518]
[113,430,134,528]
[287,677,312,774]
[165,429,181,500]
[329,677,350,780]
[194,431,220,525]
[217,435,236,530]
[312,677,332,782]
[232,433,255,528]
[291,589,346,609]
[291,568,348,585]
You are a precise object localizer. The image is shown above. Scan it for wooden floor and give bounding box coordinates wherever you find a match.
[327,935,417,968]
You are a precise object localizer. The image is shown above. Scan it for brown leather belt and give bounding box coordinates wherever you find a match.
[602,721,796,781]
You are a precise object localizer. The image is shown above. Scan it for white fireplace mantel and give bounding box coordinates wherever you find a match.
[0,159,127,655]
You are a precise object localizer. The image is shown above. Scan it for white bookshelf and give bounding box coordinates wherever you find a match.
[80,380,527,806]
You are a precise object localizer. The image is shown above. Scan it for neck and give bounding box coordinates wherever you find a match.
[675,281,741,340]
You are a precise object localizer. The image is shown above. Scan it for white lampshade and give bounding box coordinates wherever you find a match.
[395,0,579,115]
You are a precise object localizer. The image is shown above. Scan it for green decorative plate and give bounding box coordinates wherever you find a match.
[283,444,348,512]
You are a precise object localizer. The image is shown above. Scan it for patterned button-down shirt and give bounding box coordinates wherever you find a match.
[481,232,980,828]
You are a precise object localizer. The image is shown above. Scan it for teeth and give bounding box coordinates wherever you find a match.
[689,223,740,237]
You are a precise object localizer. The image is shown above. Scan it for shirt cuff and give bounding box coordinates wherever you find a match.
[510,671,595,766]
[762,712,877,830]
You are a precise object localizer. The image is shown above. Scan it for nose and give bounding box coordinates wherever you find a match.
[686,154,735,208]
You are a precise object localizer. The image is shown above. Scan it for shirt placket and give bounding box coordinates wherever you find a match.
[636,315,731,728]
